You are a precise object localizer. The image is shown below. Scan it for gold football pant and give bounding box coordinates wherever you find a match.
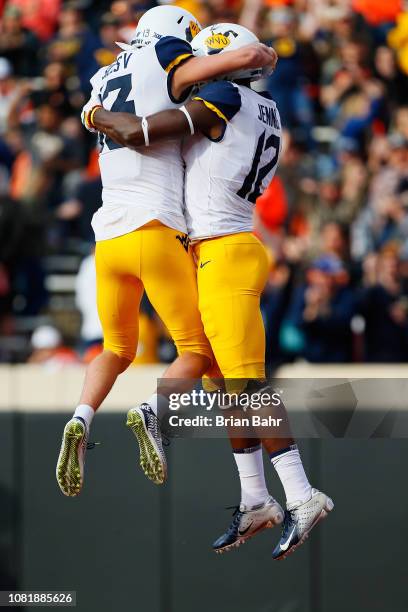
[95,221,212,362]
[193,232,269,381]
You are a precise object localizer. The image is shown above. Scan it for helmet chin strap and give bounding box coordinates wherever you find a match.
[234,78,252,87]
[223,67,263,83]
[115,41,134,51]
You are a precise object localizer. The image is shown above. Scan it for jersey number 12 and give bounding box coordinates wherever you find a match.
[237,131,280,204]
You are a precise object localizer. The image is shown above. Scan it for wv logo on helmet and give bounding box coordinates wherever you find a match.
[205,30,238,54]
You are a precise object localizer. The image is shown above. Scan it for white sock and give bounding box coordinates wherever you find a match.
[271,445,312,508]
[145,393,169,420]
[73,404,95,429]
[233,445,270,509]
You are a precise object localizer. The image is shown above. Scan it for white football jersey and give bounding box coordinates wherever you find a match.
[182,82,282,240]
[88,36,194,241]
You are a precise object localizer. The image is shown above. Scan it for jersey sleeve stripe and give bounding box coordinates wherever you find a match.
[155,36,193,72]
[165,52,192,74]
[193,97,228,123]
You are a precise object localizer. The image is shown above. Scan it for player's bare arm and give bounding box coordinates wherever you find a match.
[83,43,277,129]
[171,43,278,100]
[92,100,223,148]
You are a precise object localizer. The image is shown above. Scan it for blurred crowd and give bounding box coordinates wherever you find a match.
[1,0,408,367]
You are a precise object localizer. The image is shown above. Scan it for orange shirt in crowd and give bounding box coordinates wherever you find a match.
[7,0,61,40]
[86,148,101,179]
[352,0,402,25]
[255,176,288,231]
[9,151,32,200]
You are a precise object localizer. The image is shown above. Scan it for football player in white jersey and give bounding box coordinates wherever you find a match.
[56,7,277,498]
[91,23,333,560]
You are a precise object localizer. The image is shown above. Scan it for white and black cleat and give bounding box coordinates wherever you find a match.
[213,496,284,554]
[126,404,167,485]
[272,488,334,560]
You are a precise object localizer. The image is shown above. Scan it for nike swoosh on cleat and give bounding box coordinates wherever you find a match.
[279,525,296,551]
[238,521,254,536]
[200,260,211,269]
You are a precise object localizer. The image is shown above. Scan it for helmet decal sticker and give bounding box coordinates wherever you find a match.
[186,20,201,42]
[204,30,238,54]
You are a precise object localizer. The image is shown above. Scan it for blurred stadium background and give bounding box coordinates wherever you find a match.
[2,0,408,366]
[0,0,408,611]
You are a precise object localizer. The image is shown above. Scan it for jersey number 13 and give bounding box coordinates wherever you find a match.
[100,74,136,151]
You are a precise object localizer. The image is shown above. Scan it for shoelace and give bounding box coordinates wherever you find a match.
[144,408,160,435]
[280,510,296,539]
[224,505,244,536]
[143,407,171,447]
[86,442,101,450]
[73,418,97,451]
